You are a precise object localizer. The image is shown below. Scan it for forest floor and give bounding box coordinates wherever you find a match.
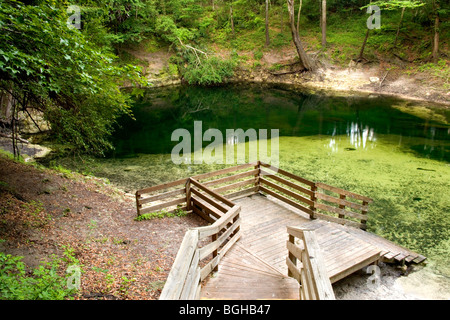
[1,153,446,300]
[0,153,208,300]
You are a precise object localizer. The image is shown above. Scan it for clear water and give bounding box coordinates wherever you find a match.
[57,84,450,292]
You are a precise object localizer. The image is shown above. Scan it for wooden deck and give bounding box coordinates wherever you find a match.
[140,162,427,300]
[200,193,423,300]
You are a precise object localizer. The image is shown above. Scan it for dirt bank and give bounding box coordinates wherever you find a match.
[135,46,449,106]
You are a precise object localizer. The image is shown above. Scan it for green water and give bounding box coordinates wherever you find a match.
[54,84,450,289]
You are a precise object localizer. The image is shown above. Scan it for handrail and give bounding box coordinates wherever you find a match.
[286,226,335,300]
[258,162,372,230]
[136,162,374,299]
[135,163,259,217]
[159,180,241,300]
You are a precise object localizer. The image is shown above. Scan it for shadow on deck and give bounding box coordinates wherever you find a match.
[135,162,426,300]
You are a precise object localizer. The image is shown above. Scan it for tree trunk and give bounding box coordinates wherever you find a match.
[432,1,440,62]
[230,5,235,38]
[393,7,405,47]
[280,4,284,34]
[357,29,370,61]
[287,0,314,70]
[265,0,270,46]
[321,0,326,47]
[297,0,302,33]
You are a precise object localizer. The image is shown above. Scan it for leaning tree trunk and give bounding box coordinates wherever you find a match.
[432,0,440,62]
[265,0,270,46]
[287,0,314,70]
[357,29,370,61]
[321,0,327,47]
[297,0,302,34]
[393,7,405,47]
[230,4,235,38]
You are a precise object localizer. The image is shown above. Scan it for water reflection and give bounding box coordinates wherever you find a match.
[111,84,449,162]
[326,122,377,152]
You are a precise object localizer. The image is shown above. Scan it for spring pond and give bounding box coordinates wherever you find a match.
[53,84,450,296]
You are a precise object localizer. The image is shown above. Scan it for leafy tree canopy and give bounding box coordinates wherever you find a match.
[0,0,147,155]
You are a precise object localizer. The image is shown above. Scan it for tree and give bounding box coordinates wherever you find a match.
[321,0,327,47]
[0,0,145,156]
[432,0,440,62]
[265,0,271,46]
[287,0,315,70]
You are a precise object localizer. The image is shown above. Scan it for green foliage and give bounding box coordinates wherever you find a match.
[0,252,78,300]
[181,54,238,86]
[0,0,147,155]
[135,206,188,221]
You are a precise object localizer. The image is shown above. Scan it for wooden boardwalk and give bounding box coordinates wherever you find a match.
[200,194,424,300]
[140,162,427,300]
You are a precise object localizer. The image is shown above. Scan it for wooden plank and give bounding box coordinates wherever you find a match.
[192,204,215,223]
[286,240,304,262]
[179,249,200,300]
[137,178,187,196]
[213,178,256,194]
[191,188,229,213]
[219,230,241,257]
[329,251,381,284]
[315,192,369,212]
[315,202,367,221]
[204,169,259,188]
[200,255,220,281]
[302,230,335,300]
[193,163,258,182]
[286,256,301,282]
[192,197,222,220]
[190,178,236,208]
[198,218,241,260]
[139,197,186,215]
[159,230,199,300]
[260,178,314,206]
[138,187,185,205]
[260,169,314,197]
[314,212,365,229]
[316,182,373,203]
[224,187,258,201]
[260,162,316,187]
[259,186,314,216]
[196,205,241,239]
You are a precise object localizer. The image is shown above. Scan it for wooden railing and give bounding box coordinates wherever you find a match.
[135,162,374,299]
[257,162,373,230]
[286,226,335,300]
[314,182,372,230]
[159,195,241,300]
[135,162,259,218]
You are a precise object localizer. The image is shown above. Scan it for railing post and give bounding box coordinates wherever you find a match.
[212,233,219,272]
[310,183,317,220]
[135,191,142,216]
[361,200,368,230]
[287,234,296,278]
[338,194,346,219]
[186,178,192,211]
[255,160,261,192]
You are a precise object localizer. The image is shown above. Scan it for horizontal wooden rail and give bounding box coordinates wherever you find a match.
[259,162,372,229]
[287,226,335,300]
[315,182,373,230]
[159,204,241,300]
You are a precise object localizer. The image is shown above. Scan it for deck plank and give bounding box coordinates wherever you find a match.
[199,193,425,299]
